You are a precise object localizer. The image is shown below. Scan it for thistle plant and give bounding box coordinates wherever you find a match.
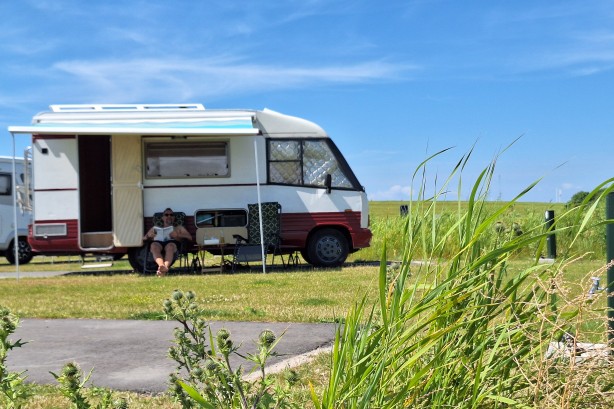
[164,289,298,408]
[313,146,614,408]
[50,362,128,409]
[0,306,30,409]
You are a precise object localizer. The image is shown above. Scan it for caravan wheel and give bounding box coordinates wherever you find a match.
[5,237,34,265]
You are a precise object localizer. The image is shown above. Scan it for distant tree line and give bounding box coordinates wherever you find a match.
[567,189,605,207]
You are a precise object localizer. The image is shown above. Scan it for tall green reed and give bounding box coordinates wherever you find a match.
[314,148,614,408]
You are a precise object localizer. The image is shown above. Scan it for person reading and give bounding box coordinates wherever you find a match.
[143,208,192,276]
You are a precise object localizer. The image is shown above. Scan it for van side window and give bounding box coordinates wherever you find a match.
[0,173,11,195]
[145,141,229,178]
[268,141,302,185]
[268,139,357,189]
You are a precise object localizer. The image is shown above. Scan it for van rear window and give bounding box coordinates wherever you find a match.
[145,141,229,178]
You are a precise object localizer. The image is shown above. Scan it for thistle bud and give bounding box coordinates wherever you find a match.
[259,330,276,348]
[114,398,128,409]
[285,369,300,385]
[62,362,80,378]
[172,290,183,301]
[217,328,230,340]
[192,366,204,377]
[205,358,217,371]
[217,328,232,349]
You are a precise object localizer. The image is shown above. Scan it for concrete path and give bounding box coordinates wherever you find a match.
[7,318,336,394]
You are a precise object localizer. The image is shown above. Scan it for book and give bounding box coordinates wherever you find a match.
[154,226,173,241]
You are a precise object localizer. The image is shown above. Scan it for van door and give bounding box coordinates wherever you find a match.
[111,135,144,246]
[78,135,113,248]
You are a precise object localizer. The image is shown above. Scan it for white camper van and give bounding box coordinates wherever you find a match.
[0,156,34,264]
[9,104,371,271]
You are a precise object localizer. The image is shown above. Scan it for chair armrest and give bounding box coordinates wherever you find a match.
[233,234,248,243]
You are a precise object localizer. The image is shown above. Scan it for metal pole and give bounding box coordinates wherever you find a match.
[254,139,266,274]
[11,132,20,280]
[605,193,614,350]
[545,210,557,259]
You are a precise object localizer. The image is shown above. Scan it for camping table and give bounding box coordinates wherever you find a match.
[197,241,228,273]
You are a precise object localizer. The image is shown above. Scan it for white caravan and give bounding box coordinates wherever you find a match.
[0,156,34,264]
[9,104,371,271]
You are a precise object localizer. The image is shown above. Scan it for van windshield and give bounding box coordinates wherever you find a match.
[268,139,361,190]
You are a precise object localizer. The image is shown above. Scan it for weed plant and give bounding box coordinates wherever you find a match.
[314,148,614,408]
[50,362,128,409]
[0,307,30,408]
[164,289,300,408]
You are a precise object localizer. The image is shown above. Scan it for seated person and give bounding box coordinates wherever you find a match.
[143,208,192,276]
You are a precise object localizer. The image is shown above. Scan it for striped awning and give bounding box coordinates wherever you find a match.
[8,117,259,135]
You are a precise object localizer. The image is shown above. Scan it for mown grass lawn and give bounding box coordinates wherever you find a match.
[0,258,606,326]
[0,266,381,322]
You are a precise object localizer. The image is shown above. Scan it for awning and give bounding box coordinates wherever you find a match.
[8,117,259,135]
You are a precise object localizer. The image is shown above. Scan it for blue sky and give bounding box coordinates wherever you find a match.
[2,0,613,203]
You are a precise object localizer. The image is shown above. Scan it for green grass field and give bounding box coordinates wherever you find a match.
[0,200,609,325]
[1,198,612,408]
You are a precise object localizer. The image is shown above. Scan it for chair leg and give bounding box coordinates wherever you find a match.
[190,254,201,273]
[271,247,285,268]
[285,252,299,268]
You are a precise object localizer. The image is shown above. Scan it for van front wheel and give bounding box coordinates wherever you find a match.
[5,237,34,265]
[307,228,349,268]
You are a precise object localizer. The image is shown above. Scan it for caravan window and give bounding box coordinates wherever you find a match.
[267,139,359,190]
[0,173,10,195]
[145,141,229,178]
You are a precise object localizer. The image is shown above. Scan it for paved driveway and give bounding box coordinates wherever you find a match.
[8,318,336,393]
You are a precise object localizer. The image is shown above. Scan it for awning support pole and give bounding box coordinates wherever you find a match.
[10,132,19,280]
[254,139,266,273]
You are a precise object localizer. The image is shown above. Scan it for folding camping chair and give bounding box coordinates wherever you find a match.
[141,211,191,274]
[231,202,283,272]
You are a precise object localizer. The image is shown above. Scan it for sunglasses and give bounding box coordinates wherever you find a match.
[163,213,174,217]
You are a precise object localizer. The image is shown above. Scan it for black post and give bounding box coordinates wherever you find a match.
[606,193,614,350]
[545,210,557,259]
[400,205,408,217]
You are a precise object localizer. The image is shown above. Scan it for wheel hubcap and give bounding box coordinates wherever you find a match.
[18,241,31,260]
[316,236,341,262]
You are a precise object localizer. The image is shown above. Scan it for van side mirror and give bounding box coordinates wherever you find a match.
[325,174,332,194]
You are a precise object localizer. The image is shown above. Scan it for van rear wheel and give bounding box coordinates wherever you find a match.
[307,228,348,268]
[300,249,311,264]
[5,237,33,265]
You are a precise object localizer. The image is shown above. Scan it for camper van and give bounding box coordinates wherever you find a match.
[0,156,34,264]
[9,104,371,271]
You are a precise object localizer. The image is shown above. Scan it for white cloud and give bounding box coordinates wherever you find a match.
[46,57,415,102]
[368,184,412,201]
